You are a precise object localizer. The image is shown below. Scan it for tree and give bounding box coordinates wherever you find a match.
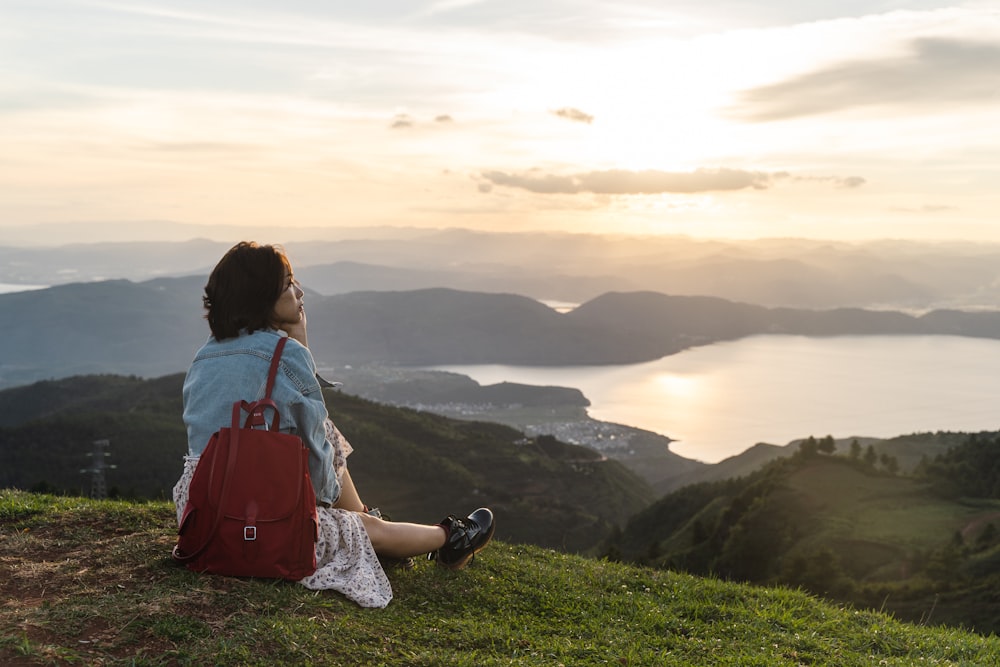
[818,435,836,455]
[975,523,997,551]
[926,537,963,581]
[718,502,788,582]
[782,548,848,597]
[849,439,862,460]
[799,436,818,458]
[863,445,878,468]
[883,455,900,475]
[691,518,708,545]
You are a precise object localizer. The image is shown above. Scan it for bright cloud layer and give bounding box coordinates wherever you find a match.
[0,1,998,242]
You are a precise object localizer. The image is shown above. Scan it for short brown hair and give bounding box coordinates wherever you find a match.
[203,242,291,340]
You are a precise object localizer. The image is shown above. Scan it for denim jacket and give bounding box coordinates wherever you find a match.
[181,328,339,505]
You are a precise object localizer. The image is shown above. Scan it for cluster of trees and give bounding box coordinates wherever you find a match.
[916,432,1000,498]
[797,434,901,473]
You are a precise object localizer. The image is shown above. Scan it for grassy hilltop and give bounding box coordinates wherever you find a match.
[1,490,998,666]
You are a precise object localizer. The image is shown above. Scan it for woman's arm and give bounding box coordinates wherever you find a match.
[279,338,339,505]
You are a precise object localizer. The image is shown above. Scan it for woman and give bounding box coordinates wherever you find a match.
[173,241,494,608]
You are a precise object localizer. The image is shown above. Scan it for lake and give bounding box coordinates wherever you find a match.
[430,335,1000,464]
[0,283,48,294]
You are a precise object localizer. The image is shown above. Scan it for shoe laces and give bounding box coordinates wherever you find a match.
[428,514,474,562]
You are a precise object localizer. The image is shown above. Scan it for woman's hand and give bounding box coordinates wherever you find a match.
[280,308,309,348]
[273,274,309,347]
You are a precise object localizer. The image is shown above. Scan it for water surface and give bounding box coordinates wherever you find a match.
[0,283,48,294]
[431,335,1000,463]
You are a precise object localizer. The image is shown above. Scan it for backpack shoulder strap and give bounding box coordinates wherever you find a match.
[265,336,289,400]
[243,336,289,430]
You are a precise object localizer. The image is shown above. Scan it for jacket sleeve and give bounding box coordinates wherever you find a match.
[280,340,339,505]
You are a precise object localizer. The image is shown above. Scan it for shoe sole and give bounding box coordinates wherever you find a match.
[438,520,496,571]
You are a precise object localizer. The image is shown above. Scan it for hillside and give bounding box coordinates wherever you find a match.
[0,276,207,387]
[0,374,653,554]
[615,444,1000,633]
[1,490,998,666]
[325,367,591,409]
[7,277,1000,388]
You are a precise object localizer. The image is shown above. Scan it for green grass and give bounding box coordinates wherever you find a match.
[782,460,1000,555]
[1,489,998,666]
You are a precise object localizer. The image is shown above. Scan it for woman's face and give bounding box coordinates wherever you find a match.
[271,270,305,327]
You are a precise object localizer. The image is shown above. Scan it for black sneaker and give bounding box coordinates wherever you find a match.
[433,508,495,570]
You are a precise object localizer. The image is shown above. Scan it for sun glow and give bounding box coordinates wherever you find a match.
[651,373,703,400]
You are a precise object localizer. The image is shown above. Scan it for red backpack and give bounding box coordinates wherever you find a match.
[173,336,319,580]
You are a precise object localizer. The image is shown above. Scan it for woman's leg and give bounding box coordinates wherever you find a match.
[332,468,366,513]
[333,467,447,558]
[330,464,493,564]
[358,513,447,559]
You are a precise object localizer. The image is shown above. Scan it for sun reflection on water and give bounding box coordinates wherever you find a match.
[651,373,702,398]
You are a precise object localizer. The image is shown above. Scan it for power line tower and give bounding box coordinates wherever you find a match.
[80,439,116,499]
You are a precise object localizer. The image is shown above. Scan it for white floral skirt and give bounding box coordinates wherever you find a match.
[172,419,393,608]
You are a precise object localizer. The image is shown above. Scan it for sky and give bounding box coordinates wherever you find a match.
[1,0,999,244]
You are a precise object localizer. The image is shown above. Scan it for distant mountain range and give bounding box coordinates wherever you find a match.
[5,277,1000,389]
[6,229,1000,310]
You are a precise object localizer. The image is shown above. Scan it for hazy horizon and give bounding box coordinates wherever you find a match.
[4,220,1000,250]
[1,2,998,246]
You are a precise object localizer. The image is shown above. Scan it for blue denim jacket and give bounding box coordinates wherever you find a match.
[181,328,339,505]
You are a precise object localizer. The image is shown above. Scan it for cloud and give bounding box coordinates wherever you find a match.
[552,107,594,124]
[390,114,414,129]
[481,167,777,194]
[793,175,867,189]
[891,204,958,214]
[837,176,866,189]
[0,88,100,114]
[420,0,490,18]
[390,113,455,128]
[142,141,260,154]
[479,168,868,195]
[730,38,1000,121]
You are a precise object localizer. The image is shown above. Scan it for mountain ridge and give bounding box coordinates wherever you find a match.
[7,231,1000,311]
[6,278,1000,389]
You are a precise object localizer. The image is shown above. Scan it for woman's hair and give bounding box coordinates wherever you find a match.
[203,241,291,340]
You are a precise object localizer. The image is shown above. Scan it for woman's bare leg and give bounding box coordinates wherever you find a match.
[333,467,446,558]
[332,468,366,513]
[358,513,447,559]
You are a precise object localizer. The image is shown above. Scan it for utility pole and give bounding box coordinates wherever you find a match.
[80,439,116,499]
